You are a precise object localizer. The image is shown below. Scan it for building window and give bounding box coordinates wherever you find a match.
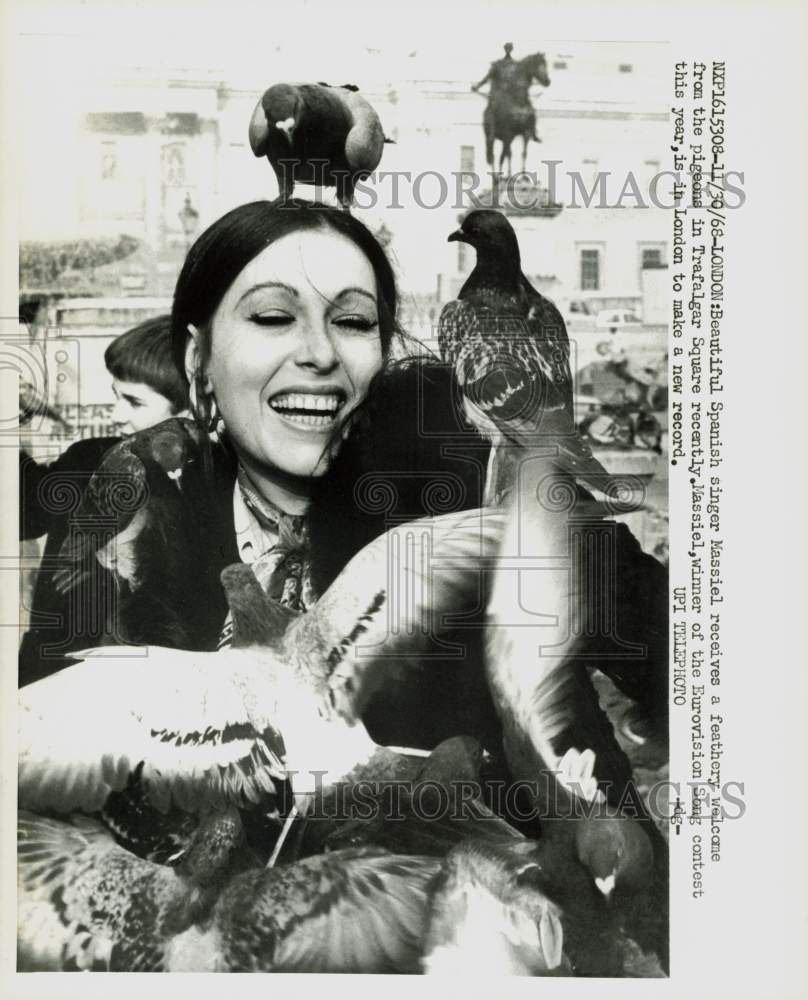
[460,145,475,173]
[618,64,633,73]
[161,143,186,187]
[100,142,118,181]
[553,61,567,70]
[641,247,664,269]
[580,248,600,290]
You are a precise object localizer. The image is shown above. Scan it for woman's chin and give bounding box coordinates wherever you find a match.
[259,444,334,482]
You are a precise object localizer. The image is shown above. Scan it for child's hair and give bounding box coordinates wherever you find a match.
[104,315,189,413]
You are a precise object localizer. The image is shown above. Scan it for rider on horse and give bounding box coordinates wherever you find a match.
[473,46,550,175]
[472,42,520,93]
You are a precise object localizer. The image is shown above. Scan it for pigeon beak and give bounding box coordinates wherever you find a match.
[275,117,296,142]
[447,229,466,244]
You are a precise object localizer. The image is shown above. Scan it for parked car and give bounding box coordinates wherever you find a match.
[595,308,643,331]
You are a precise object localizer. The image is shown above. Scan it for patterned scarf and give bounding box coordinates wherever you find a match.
[236,468,315,612]
[217,469,315,649]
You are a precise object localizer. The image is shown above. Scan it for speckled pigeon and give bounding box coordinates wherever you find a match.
[438,210,610,501]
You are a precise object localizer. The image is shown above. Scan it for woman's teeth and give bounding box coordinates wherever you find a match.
[269,393,342,427]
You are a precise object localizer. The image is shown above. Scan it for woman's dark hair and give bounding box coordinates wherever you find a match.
[105,314,190,413]
[171,198,402,408]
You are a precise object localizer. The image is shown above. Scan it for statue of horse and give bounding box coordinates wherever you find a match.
[480,52,550,176]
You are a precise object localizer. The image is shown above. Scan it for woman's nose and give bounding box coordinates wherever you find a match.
[292,320,339,371]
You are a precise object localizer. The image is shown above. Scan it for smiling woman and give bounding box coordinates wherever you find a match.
[186,226,385,507]
[47,199,488,675]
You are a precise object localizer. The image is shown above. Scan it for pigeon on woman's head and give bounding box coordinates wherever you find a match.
[249,82,392,210]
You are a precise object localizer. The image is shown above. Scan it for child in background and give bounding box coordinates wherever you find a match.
[106,316,191,435]
[19,314,190,684]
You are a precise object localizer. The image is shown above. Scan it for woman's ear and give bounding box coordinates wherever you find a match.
[184,324,212,392]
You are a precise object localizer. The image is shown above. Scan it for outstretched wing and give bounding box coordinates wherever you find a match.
[18,645,288,815]
[17,810,176,971]
[281,506,504,722]
[485,452,634,810]
[213,847,441,973]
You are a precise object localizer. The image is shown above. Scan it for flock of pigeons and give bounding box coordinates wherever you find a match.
[17,81,668,976]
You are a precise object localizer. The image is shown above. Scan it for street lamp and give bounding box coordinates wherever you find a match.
[178,193,199,251]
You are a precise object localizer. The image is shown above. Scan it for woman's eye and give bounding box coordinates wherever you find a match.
[249,312,294,327]
[333,315,378,332]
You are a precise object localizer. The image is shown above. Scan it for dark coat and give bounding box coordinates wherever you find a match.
[20,438,120,685]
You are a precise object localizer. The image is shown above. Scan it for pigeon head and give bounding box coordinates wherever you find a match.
[447,210,520,263]
[432,839,566,974]
[220,563,300,647]
[262,84,303,144]
[575,815,655,903]
[417,735,483,786]
[179,807,248,885]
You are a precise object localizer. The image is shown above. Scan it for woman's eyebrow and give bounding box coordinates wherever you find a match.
[332,287,378,305]
[236,281,299,306]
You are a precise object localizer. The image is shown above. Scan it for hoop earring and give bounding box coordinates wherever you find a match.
[205,394,220,434]
[189,366,220,435]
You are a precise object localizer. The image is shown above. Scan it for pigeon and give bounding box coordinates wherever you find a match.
[248,82,393,209]
[19,506,504,820]
[313,735,507,857]
[438,210,610,501]
[52,417,202,597]
[484,444,668,968]
[17,806,257,971]
[422,837,569,976]
[322,741,646,976]
[17,809,441,972]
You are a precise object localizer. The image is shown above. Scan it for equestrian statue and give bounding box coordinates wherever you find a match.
[472,43,551,176]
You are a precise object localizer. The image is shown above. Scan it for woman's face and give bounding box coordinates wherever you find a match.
[199,228,384,483]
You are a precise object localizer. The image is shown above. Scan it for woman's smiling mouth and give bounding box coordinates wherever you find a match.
[268,390,346,429]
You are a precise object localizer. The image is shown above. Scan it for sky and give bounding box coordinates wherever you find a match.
[14,0,669,82]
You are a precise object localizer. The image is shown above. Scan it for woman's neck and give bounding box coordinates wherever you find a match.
[236,454,311,516]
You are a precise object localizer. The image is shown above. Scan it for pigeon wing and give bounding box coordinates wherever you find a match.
[486,453,634,809]
[213,847,441,973]
[18,645,289,815]
[52,440,150,593]
[439,298,609,489]
[17,810,177,972]
[52,421,198,594]
[281,506,504,722]
[248,93,270,156]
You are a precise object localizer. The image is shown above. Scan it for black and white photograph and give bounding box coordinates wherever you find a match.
[1,0,806,995]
